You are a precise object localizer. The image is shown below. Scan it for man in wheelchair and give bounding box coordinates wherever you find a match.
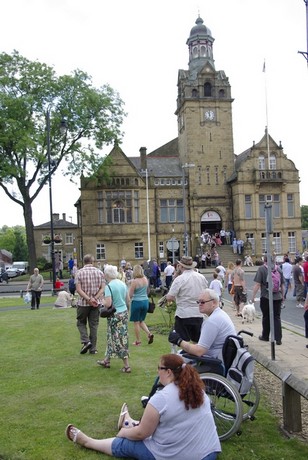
[168,288,236,362]
[139,289,237,409]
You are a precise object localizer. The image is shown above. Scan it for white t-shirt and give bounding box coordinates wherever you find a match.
[198,307,236,359]
[209,279,223,296]
[144,382,221,460]
[164,265,175,277]
[168,270,208,318]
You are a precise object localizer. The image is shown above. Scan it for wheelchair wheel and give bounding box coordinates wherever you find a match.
[200,372,243,442]
[241,378,260,421]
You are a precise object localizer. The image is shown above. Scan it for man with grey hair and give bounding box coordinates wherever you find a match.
[76,254,105,354]
[169,288,236,360]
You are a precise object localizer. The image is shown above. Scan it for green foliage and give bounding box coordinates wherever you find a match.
[36,256,50,271]
[0,225,27,261]
[0,50,126,270]
[301,205,308,229]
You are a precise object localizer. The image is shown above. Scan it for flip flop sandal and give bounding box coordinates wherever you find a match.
[118,403,128,429]
[148,334,154,344]
[97,359,110,368]
[117,403,139,429]
[65,424,80,443]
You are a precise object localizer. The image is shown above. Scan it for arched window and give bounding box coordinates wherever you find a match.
[219,89,225,98]
[258,155,265,170]
[204,82,212,97]
[192,88,198,98]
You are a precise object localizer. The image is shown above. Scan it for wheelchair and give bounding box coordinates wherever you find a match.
[182,330,260,441]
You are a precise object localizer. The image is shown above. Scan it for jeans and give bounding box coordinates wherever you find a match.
[283,278,291,299]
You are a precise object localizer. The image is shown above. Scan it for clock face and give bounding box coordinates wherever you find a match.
[205,110,215,121]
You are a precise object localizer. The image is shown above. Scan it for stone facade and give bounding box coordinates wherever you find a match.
[34,213,79,269]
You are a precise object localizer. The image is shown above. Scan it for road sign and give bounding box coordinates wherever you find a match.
[166,237,179,251]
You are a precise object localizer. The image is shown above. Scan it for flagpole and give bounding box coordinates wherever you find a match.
[263,60,270,166]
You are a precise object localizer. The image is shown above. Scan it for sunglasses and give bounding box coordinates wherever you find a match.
[196,299,213,304]
[157,366,168,371]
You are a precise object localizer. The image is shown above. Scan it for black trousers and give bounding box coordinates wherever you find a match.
[260,297,282,342]
[174,316,203,343]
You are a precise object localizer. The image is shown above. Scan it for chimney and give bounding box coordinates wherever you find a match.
[62,213,66,221]
[53,213,60,221]
[139,147,147,170]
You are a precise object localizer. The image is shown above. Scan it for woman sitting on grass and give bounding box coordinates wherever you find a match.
[66,353,221,460]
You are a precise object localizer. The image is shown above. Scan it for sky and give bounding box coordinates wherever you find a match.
[0,0,307,227]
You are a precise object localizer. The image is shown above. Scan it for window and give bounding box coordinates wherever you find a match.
[106,191,137,224]
[98,191,103,223]
[287,194,294,217]
[219,89,225,98]
[259,155,265,170]
[259,195,265,218]
[245,195,252,219]
[288,232,296,253]
[197,166,202,185]
[206,166,210,185]
[135,242,143,259]
[204,82,212,97]
[214,166,218,185]
[259,194,280,218]
[273,194,280,218]
[269,154,276,170]
[96,243,106,260]
[272,232,281,254]
[65,233,73,245]
[192,89,198,97]
[160,199,184,223]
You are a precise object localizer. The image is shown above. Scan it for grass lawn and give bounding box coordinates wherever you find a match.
[0,297,307,459]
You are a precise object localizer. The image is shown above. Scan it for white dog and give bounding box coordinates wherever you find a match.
[241,302,256,324]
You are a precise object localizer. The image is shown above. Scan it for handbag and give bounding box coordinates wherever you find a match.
[148,296,156,313]
[99,284,116,318]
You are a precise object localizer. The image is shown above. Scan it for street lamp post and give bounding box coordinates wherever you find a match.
[46,108,67,294]
[182,163,195,256]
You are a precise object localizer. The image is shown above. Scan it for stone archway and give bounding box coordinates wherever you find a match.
[200,210,222,235]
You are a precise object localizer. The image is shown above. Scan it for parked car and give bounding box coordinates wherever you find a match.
[5,261,28,278]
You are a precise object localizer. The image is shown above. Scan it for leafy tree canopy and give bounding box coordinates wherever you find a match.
[301,205,308,229]
[0,50,126,269]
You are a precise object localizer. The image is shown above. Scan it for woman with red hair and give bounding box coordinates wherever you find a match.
[66,353,221,459]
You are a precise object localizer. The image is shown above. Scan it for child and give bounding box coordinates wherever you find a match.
[209,272,224,308]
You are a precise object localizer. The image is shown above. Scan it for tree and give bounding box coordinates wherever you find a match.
[0,51,126,270]
[0,225,28,261]
[301,205,308,229]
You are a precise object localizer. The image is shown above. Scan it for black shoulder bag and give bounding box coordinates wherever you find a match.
[99,284,117,318]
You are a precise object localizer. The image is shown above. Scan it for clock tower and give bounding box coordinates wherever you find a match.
[176,15,235,234]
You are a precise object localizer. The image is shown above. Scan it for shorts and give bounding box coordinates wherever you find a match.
[112,437,155,460]
[233,286,247,307]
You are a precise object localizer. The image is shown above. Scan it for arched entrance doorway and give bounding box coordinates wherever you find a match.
[200,210,222,235]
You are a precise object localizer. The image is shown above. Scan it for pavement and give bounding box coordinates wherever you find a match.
[218,280,308,398]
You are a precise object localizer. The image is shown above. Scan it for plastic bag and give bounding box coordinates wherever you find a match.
[24,292,32,304]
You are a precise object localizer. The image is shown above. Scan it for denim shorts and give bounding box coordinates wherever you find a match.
[112,438,219,460]
[112,437,155,459]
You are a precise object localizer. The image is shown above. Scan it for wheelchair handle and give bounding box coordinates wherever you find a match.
[238,330,253,337]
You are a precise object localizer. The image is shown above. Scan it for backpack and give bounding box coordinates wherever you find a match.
[271,265,281,293]
[225,336,255,395]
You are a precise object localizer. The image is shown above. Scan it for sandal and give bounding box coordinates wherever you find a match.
[65,424,80,443]
[132,341,141,346]
[118,403,128,429]
[97,359,110,368]
[120,366,131,373]
[148,334,154,345]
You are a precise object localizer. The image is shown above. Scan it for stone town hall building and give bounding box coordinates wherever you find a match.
[35,16,302,267]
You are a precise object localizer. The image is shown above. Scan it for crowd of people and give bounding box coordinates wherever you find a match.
[23,246,307,458]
